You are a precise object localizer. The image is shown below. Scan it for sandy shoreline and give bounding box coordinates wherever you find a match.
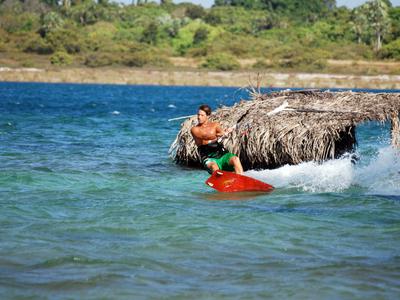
[1,67,400,89]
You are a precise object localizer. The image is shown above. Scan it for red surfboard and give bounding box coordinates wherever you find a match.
[205,170,274,193]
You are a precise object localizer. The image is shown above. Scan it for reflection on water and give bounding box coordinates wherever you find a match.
[195,190,273,201]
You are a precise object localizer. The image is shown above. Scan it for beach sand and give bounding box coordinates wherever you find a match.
[1,67,400,89]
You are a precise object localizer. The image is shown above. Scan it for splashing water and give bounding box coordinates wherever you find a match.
[247,147,400,194]
[355,146,400,195]
[246,156,354,193]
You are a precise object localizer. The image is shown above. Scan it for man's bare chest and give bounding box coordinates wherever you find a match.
[197,125,217,139]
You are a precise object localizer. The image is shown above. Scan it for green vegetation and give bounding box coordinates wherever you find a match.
[50,50,73,65]
[201,53,240,70]
[0,0,399,73]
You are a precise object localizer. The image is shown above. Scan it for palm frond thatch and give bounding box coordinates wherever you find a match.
[169,90,400,170]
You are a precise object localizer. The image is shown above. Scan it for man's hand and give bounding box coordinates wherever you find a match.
[216,125,237,142]
[225,127,234,134]
[225,124,237,134]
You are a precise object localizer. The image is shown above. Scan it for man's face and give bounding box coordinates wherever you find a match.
[197,109,208,125]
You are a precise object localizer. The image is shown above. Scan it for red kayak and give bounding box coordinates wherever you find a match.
[205,170,274,193]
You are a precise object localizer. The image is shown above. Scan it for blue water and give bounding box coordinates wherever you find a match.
[1,82,399,299]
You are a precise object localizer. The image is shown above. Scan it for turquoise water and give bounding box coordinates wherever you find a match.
[1,82,399,299]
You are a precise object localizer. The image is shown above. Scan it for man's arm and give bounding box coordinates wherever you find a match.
[215,123,224,138]
[215,123,234,138]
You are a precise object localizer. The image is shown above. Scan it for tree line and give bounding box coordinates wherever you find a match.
[0,0,399,71]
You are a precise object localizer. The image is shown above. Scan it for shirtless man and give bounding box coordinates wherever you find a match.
[191,104,244,174]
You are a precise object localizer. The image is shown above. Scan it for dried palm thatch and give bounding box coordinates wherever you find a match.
[169,90,400,170]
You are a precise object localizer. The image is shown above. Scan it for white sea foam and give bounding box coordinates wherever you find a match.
[355,147,400,195]
[246,147,400,194]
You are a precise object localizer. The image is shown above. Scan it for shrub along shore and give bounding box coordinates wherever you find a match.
[1,1,399,82]
[1,66,400,89]
[1,0,399,89]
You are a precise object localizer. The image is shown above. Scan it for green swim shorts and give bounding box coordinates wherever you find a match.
[203,152,236,174]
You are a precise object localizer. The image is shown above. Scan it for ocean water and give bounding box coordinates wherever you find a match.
[0,82,399,299]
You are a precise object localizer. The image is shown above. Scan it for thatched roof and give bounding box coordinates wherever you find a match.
[169,90,400,170]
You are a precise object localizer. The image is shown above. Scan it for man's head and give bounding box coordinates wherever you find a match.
[197,104,211,124]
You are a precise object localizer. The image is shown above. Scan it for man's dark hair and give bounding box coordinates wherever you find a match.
[199,104,212,116]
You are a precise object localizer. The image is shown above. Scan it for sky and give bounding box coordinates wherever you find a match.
[118,0,400,8]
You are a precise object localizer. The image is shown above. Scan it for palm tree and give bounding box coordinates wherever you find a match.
[365,0,391,51]
[351,6,369,44]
